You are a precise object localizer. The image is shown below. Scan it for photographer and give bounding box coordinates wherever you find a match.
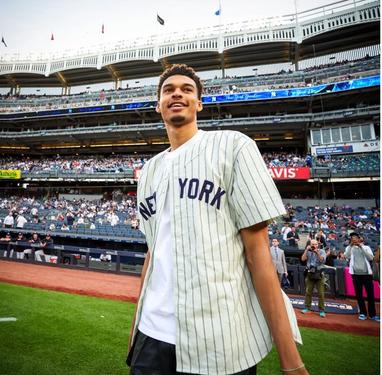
[301,239,326,317]
[344,233,379,322]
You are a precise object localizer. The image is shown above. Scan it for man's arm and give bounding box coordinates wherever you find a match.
[344,246,351,259]
[301,246,310,262]
[241,222,308,374]
[362,246,374,261]
[127,250,150,351]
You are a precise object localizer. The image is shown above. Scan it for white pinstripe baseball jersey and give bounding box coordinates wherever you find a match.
[134,129,287,375]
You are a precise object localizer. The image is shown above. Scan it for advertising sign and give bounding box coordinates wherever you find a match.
[268,167,310,180]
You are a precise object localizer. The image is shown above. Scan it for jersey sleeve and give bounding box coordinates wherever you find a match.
[229,139,286,230]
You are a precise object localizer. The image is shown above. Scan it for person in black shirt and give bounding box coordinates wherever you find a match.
[14,232,26,259]
[24,232,41,260]
[1,232,13,257]
[286,227,300,247]
[39,233,54,261]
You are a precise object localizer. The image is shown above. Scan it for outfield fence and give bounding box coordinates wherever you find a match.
[1,239,380,301]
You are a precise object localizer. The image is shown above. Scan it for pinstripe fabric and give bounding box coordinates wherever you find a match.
[135,130,286,375]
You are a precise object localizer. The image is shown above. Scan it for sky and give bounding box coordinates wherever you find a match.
[0,0,344,56]
[0,0,349,93]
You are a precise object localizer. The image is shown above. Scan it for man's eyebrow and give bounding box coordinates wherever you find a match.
[162,83,195,90]
[182,83,195,88]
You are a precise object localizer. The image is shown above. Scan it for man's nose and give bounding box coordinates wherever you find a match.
[171,88,183,97]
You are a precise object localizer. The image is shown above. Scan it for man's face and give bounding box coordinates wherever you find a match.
[310,240,318,248]
[272,239,279,247]
[156,74,202,127]
[351,235,361,245]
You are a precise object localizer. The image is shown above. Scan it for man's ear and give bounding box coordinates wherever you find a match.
[156,103,161,113]
[197,100,203,112]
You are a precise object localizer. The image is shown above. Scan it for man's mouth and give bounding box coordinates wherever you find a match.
[169,102,187,108]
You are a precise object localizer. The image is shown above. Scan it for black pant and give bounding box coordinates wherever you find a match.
[128,331,257,375]
[352,274,376,317]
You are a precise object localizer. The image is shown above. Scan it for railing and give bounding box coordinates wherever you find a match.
[20,170,135,180]
[0,241,348,298]
[0,105,379,138]
[0,239,145,275]
[1,152,377,181]
[0,54,379,113]
[0,74,379,120]
[311,167,379,178]
[0,0,378,72]
[0,227,145,245]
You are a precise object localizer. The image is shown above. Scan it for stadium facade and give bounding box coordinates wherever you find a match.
[0,0,379,277]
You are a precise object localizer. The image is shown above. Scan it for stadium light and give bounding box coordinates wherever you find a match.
[89,142,148,147]
[0,146,30,150]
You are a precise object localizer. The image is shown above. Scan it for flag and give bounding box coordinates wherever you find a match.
[102,23,104,34]
[157,14,164,25]
[1,36,7,47]
[51,33,54,41]
[215,1,221,16]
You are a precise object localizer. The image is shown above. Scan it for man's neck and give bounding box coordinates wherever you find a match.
[166,123,198,151]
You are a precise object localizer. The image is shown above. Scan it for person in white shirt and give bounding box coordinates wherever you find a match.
[30,207,38,218]
[127,64,306,375]
[3,213,14,228]
[61,223,70,231]
[110,213,119,226]
[281,223,292,243]
[344,233,379,322]
[16,214,27,229]
[100,251,111,262]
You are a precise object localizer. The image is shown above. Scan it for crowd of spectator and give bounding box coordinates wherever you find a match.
[0,194,140,233]
[0,155,149,173]
[0,55,378,114]
[266,203,380,265]
[302,54,374,72]
[1,199,379,272]
[0,152,379,174]
[262,152,312,168]
[314,153,380,173]
[1,195,379,239]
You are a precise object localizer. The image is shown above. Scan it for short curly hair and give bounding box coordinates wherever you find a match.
[157,64,203,100]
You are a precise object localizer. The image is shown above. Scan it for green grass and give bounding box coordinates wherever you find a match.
[0,282,134,375]
[0,282,379,375]
[258,328,380,375]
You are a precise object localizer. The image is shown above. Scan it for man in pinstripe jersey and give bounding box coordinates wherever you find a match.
[127,64,308,375]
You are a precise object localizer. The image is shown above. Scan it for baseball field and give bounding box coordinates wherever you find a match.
[0,282,379,375]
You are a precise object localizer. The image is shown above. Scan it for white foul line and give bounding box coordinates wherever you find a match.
[0,317,17,322]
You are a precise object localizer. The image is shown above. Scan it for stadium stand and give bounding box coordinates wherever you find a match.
[0,0,379,298]
[0,152,379,177]
[0,52,379,113]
